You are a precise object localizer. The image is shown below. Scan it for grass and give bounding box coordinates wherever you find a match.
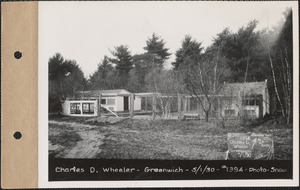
[49,124,82,147]
[48,115,293,160]
[49,123,82,158]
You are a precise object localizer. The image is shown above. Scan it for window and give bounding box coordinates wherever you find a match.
[190,97,198,111]
[82,103,94,114]
[101,99,106,104]
[242,96,260,106]
[101,98,115,105]
[225,109,235,117]
[70,103,81,114]
[107,98,115,105]
[244,109,256,118]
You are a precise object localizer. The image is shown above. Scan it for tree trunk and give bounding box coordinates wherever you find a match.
[284,47,292,124]
[159,97,165,117]
[214,61,218,93]
[205,110,209,122]
[152,94,156,120]
[268,47,286,119]
[244,56,250,82]
[214,47,220,94]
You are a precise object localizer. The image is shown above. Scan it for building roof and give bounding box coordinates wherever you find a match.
[75,89,131,97]
[98,89,130,95]
[220,81,267,96]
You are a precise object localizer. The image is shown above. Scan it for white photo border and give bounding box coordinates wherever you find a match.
[38,1,299,188]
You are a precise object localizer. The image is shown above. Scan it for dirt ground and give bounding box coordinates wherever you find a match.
[49,115,293,160]
[49,121,105,158]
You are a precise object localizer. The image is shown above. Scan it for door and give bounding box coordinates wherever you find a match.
[124,97,129,111]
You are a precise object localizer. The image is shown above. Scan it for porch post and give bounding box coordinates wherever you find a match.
[152,94,156,120]
[130,93,135,119]
[145,97,148,112]
[178,93,182,121]
[183,96,187,112]
[80,102,83,116]
[187,97,190,111]
[98,93,102,117]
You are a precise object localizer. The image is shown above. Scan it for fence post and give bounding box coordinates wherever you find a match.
[183,97,187,112]
[178,93,182,121]
[145,97,148,112]
[152,94,156,120]
[130,93,135,119]
[98,93,102,117]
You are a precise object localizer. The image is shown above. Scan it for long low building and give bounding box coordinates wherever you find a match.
[61,89,142,117]
[61,81,270,120]
[180,80,270,120]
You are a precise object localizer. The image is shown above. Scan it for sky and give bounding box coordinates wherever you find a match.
[39,1,295,78]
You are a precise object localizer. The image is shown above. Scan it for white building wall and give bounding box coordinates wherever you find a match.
[221,105,259,118]
[62,100,97,117]
[101,99,115,111]
[134,97,142,110]
[97,96,141,112]
[62,101,70,115]
[115,96,124,111]
[62,95,141,116]
[244,106,259,118]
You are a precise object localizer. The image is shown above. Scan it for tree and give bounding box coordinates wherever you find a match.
[172,35,203,69]
[89,56,116,90]
[211,22,267,82]
[109,45,133,73]
[212,28,234,57]
[127,53,160,92]
[179,47,231,122]
[127,68,141,93]
[49,53,65,112]
[109,45,133,88]
[266,8,293,124]
[63,60,86,95]
[144,33,171,67]
[48,53,86,113]
[236,20,265,82]
[49,53,66,81]
[145,68,183,118]
[173,35,230,121]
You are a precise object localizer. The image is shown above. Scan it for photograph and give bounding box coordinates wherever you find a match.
[38,1,298,186]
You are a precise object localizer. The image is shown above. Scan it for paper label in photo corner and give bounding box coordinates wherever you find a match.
[227,133,274,160]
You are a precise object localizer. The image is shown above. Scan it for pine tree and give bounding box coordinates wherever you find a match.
[144,33,171,67]
[109,45,133,88]
[172,35,203,69]
[48,53,86,112]
[109,45,133,73]
[89,56,116,90]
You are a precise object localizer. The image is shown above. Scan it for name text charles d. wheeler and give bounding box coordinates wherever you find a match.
[89,166,184,173]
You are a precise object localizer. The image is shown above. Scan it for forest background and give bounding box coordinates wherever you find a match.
[48,9,293,124]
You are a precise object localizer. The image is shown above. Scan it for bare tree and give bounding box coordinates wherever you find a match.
[265,8,293,124]
[145,68,183,118]
[179,49,231,122]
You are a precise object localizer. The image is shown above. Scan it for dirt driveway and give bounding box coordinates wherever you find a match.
[48,116,293,160]
[49,120,105,158]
